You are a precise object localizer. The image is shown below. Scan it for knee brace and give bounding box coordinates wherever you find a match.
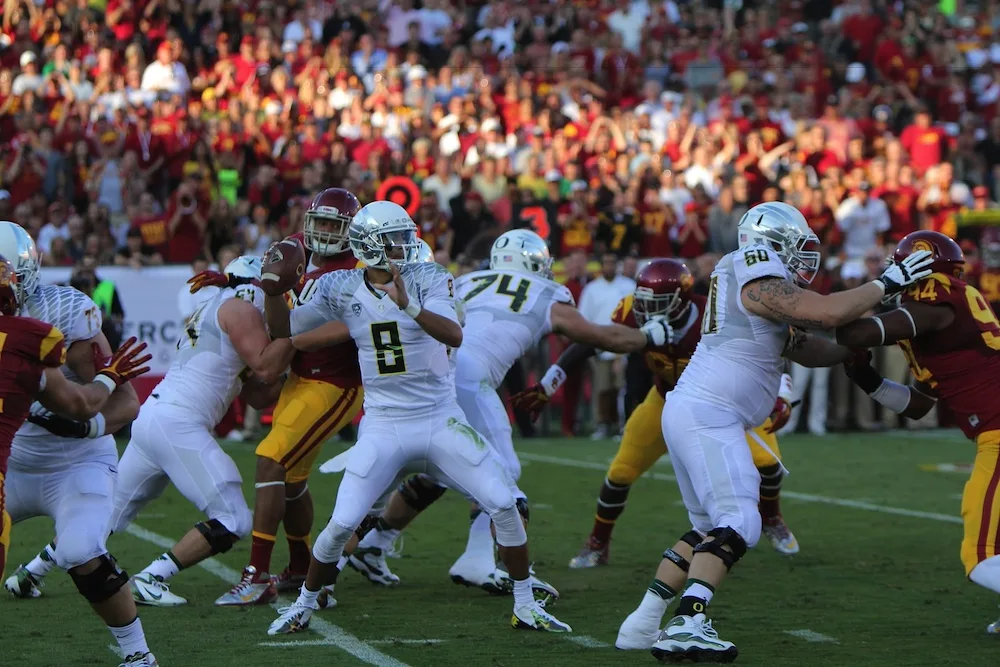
[196,519,239,554]
[491,505,527,547]
[398,474,447,512]
[515,497,529,523]
[693,526,748,571]
[69,553,129,604]
[313,520,354,564]
[662,530,703,572]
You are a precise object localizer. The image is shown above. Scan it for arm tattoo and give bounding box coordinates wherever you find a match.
[745,278,826,329]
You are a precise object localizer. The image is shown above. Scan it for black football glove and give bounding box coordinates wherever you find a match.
[27,405,92,438]
[843,348,883,394]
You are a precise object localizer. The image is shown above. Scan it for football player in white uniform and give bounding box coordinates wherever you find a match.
[107,256,295,607]
[266,203,634,636]
[0,222,161,667]
[614,202,936,662]
[350,229,672,597]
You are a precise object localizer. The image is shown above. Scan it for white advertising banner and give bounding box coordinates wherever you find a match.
[39,265,194,377]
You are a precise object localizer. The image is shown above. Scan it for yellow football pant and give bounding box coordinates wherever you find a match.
[607,387,781,486]
[961,430,1000,575]
[256,374,364,484]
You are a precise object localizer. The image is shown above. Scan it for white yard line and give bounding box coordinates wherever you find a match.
[518,453,963,525]
[566,635,611,648]
[124,525,411,667]
[783,629,839,644]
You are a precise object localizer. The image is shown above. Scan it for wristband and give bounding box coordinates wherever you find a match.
[870,378,912,413]
[777,373,793,402]
[93,373,117,393]
[87,413,107,439]
[403,301,422,318]
[539,365,567,396]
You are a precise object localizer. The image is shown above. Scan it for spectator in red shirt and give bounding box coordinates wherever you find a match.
[166,175,209,263]
[900,108,947,176]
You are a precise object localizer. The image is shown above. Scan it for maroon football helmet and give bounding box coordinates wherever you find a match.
[303,187,362,256]
[893,230,966,279]
[633,259,694,325]
[0,253,20,316]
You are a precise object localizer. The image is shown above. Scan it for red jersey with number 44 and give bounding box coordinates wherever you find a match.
[0,316,66,474]
[611,293,704,395]
[288,232,362,387]
[899,273,1000,440]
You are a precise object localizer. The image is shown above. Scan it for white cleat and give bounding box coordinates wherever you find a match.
[492,568,561,603]
[131,573,187,607]
[119,652,158,667]
[763,516,800,555]
[651,613,738,663]
[347,547,400,587]
[512,599,572,633]
[616,609,662,650]
[4,564,43,599]
[268,598,319,635]
[987,610,1000,634]
[449,553,500,592]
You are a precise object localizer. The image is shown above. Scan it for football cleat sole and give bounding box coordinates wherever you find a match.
[651,645,739,664]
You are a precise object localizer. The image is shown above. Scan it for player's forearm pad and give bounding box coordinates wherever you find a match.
[539,365,567,396]
[870,379,912,414]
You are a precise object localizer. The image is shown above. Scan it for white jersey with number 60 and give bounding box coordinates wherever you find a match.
[673,244,792,427]
[456,269,574,389]
[289,262,459,412]
[151,285,264,428]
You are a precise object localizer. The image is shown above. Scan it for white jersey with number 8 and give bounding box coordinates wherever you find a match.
[673,244,792,427]
[289,262,459,412]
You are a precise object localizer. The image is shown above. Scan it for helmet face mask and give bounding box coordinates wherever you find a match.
[0,255,20,316]
[631,258,693,326]
[633,287,687,325]
[304,188,361,256]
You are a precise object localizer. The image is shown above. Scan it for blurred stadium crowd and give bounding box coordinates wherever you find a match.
[4,0,1000,435]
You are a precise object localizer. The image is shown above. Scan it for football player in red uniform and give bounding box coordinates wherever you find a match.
[211,187,366,605]
[836,230,1000,633]
[512,259,798,570]
[0,254,156,664]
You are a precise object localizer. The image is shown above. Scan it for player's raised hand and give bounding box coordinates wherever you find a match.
[374,262,410,310]
[765,396,791,433]
[510,385,550,422]
[876,249,934,294]
[187,270,254,294]
[94,337,153,387]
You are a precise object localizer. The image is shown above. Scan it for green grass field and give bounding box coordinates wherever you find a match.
[4,430,999,667]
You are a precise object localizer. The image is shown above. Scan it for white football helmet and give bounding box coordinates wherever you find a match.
[225,255,262,279]
[349,201,420,269]
[489,229,553,278]
[414,239,434,263]
[0,221,40,304]
[737,201,821,284]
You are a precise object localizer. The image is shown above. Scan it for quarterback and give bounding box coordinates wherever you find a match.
[265,201,578,635]
[616,202,934,662]
[837,230,1000,634]
[514,258,799,568]
[351,229,672,596]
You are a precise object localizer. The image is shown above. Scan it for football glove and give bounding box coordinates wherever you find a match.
[93,337,153,389]
[510,385,549,422]
[765,397,791,434]
[843,348,883,394]
[187,270,255,294]
[875,249,934,295]
[640,315,673,347]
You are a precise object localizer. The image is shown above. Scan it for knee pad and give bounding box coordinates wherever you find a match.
[398,474,447,512]
[313,520,354,564]
[491,505,527,548]
[515,497,529,523]
[693,527,749,571]
[662,530,703,572]
[196,519,240,554]
[68,553,129,604]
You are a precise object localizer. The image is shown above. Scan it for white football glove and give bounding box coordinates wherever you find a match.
[875,249,934,295]
[640,315,673,347]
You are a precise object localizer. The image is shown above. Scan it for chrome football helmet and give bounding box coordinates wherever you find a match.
[415,239,434,263]
[0,221,40,304]
[349,201,420,269]
[489,229,553,278]
[737,201,820,285]
[225,254,263,279]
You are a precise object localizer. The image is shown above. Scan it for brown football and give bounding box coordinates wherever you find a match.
[260,237,306,296]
